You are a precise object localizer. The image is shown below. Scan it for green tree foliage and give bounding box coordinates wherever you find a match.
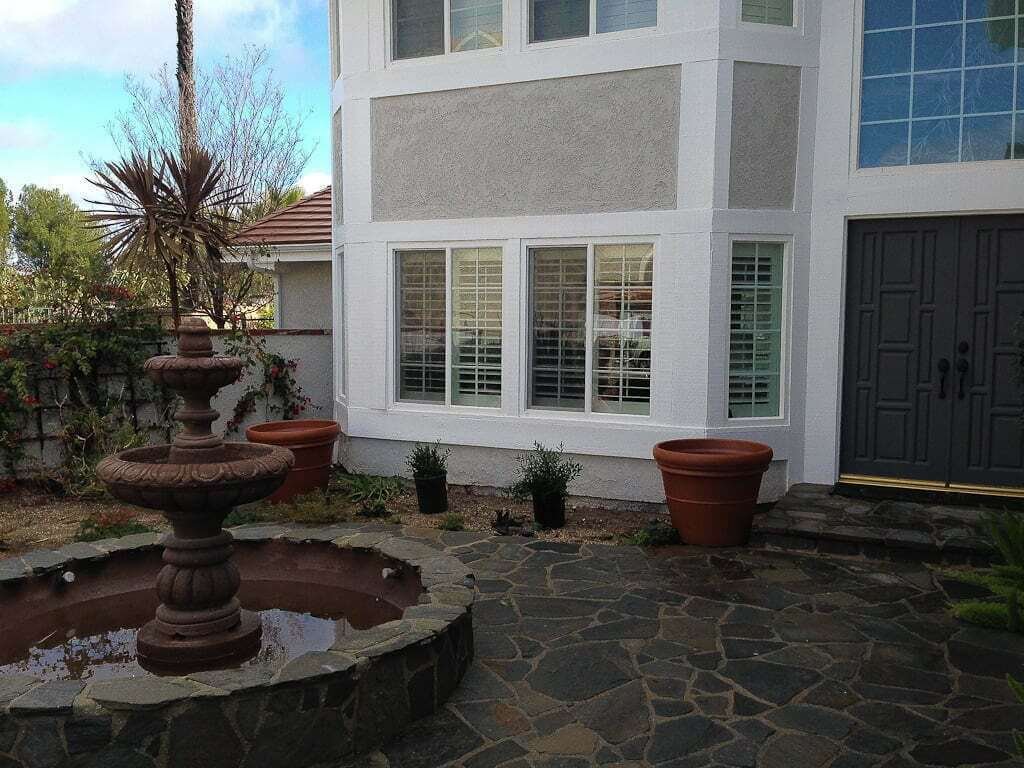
[0,178,12,262]
[12,185,102,274]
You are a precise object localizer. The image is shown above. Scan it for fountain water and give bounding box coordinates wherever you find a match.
[96,317,294,672]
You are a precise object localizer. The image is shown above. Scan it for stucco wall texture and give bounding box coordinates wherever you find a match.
[332,109,344,225]
[729,62,801,210]
[371,66,682,221]
[277,261,333,329]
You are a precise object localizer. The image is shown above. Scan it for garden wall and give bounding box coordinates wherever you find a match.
[5,329,333,478]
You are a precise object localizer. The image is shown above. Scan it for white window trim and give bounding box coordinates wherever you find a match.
[736,0,802,32]
[520,236,657,423]
[523,0,662,50]
[389,241,506,413]
[725,234,792,425]
[385,0,508,67]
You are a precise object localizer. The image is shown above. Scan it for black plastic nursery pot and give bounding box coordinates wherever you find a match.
[414,474,449,514]
[532,491,566,529]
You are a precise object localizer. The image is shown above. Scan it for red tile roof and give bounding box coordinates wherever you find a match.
[233,187,332,246]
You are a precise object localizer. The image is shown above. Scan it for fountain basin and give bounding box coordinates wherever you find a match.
[0,525,475,767]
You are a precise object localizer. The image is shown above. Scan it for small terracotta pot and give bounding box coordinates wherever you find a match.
[245,419,341,504]
[653,439,773,547]
[414,474,449,515]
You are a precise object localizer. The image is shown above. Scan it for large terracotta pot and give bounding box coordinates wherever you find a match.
[653,439,773,547]
[246,419,341,503]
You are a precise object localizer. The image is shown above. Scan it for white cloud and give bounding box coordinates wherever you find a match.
[0,121,56,150]
[297,171,330,194]
[0,0,321,79]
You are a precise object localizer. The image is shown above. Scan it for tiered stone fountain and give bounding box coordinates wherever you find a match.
[96,317,295,671]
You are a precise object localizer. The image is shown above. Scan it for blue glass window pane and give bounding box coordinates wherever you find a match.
[962,114,1014,159]
[910,118,961,163]
[916,0,963,25]
[597,0,657,32]
[913,71,963,117]
[965,19,1016,66]
[964,66,1015,113]
[866,0,913,30]
[863,76,913,121]
[864,30,913,76]
[1017,65,1024,110]
[915,24,964,71]
[1015,118,1024,159]
[966,0,1016,19]
[860,122,910,166]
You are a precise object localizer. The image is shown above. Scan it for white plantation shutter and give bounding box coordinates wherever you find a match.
[729,242,784,418]
[592,244,653,415]
[392,0,445,59]
[530,247,587,409]
[531,0,590,42]
[450,0,503,51]
[398,250,446,402]
[452,248,502,406]
[741,0,794,26]
[596,0,657,33]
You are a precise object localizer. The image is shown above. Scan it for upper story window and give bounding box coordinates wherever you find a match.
[859,0,1024,168]
[392,0,502,60]
[530,0,657,43]
[741,0,794,26]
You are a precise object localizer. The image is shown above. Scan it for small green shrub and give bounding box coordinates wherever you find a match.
[76,509,155,542]
[283,490,350,525]
[507,443,583,501]
[623,519,681,548]
[438,512,465,532]
[406,442,451,479]
[945,511,1024,633]
[338,474,403,507]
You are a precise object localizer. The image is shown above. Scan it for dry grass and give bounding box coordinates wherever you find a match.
[0,487,166,556]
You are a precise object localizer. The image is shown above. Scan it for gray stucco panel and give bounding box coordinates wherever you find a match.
[277,261,333,330]
[332,108,344,225]
[729,62,801,210]
[371,66,681,221]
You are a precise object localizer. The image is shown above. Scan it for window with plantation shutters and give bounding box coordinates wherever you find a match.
[593,244,652,415]
[398,250,446,402]
[597,0,658,33]
[742,0,794,26]
[728,242,784,419]
[530,0,655,42]
[530,247,587,409]
[452,248,502,406]
[529,243,654,415]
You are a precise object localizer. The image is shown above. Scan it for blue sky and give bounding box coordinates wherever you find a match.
[0,0,332,204]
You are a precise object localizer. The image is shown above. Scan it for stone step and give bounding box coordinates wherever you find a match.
[750,484,995,566]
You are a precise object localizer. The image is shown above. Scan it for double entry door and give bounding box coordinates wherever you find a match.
[841,215,1024,492]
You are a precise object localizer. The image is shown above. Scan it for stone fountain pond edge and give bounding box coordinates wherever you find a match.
[0,523,476,768]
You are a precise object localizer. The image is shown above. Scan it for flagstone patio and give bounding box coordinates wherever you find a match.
[355,525,1023,768]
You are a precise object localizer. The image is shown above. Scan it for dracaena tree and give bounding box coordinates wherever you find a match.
[87,150,241,330]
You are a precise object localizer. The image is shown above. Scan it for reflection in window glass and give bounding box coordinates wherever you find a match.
[531,0,589,42]
[592,245,653,415]
[451,0,502,51]
[859,2,1024,167]
[452,248,502,406]
[530,248,587,409]
[729,242,784,420]
[392,0,445,60]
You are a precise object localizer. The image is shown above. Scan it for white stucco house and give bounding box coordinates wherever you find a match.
[234,187,334,330]
[326,0,1024,503]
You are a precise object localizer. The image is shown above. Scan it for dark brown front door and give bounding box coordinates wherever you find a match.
[842,215,1024,491]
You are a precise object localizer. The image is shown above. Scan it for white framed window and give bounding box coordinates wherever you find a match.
[396,246,503,406]
[530,0,657,43]
[392,0,503,60]
[741,0,794,26]
[528,242,653,416]
[728,241,785,419]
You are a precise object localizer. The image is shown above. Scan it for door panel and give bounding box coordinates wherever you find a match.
[950,217,1024,488]
[842,219,959,482]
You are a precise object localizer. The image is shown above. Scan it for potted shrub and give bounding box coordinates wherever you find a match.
[508,443,583,529]
[245,419,341,504]
[406,442,451,515]
[653,439,773,547]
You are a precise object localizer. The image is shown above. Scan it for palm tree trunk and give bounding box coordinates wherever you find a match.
[175,0,199,160]
[166,260,181,330]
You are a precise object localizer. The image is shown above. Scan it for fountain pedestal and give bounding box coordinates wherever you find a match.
[97,318,293,672]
